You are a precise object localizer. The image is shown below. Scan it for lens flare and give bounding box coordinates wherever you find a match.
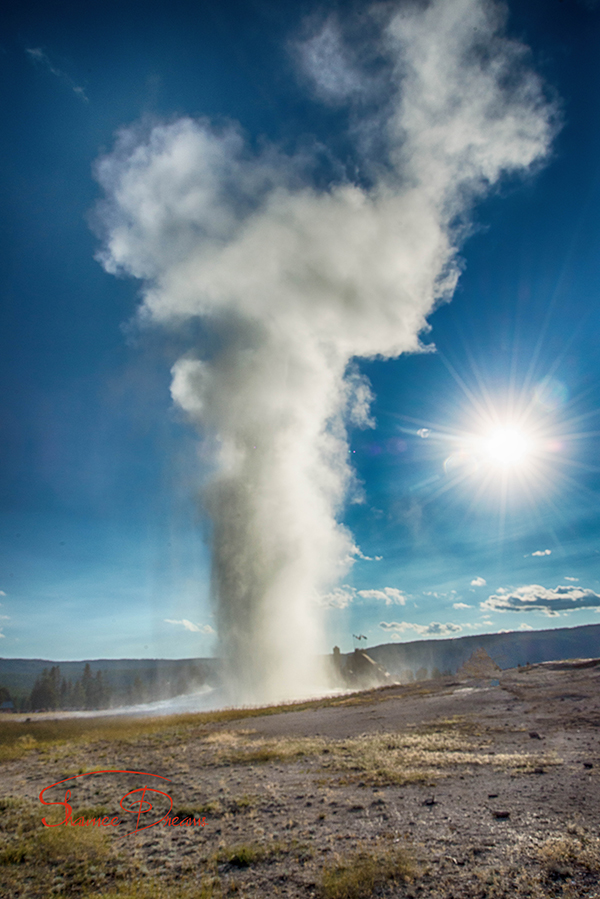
[484,427,532,467]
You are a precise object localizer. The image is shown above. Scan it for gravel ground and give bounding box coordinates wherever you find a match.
[1,660,599,898]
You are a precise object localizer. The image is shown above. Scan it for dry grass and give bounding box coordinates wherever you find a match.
[216,841,274,867]
[320,842,415,899]
[0,794,129,897]
[82,880,223,899]
[205,726,561,785]
[0,686,399,762]
[538,829,600,878]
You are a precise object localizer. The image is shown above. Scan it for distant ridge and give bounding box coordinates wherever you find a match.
[0,656,217,698]
[364,622,600,679]
[2,622,599,697]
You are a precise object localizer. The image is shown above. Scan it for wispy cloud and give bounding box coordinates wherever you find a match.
[453,602,471,609]
[354,549,383,562]
[564,576,579,582]
[357,587,406,605]
[319,587,354,609]
[481,584,600,616]
[26,48,88,101]
[380,620,462,637]
[470,577,486,587]
[527,549,552,557]
[164,618,214,634]
[320,585,406,608]
[295,18,369,106]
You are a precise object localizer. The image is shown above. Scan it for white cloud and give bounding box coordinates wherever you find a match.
[453,602,471,609]
[380,620,462,637]
[354,548,383,562]
[164,619,215,634]
[519,623,533,630]
[357,587,406,605]
[26,48,88,101]
[296,18,368,105]
[321,585,406,608]
[564,576,579,582]
[320,587,355,609]
[529,549,552,557]
[470,577,486,587]
[481,584,600,616]
[0,590,6,596]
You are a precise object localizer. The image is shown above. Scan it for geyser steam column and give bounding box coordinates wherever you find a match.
[94,0,555,703]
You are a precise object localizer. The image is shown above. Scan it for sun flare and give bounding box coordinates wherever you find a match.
[484,426,532,467]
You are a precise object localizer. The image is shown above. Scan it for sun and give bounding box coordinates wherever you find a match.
[483,426,532,467]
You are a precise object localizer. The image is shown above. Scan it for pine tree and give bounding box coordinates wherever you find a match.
[30,668,59,710]
[0,686,12,705]
[82,663,93,709]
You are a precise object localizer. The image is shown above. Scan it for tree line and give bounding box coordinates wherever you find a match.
[1,664,112,712]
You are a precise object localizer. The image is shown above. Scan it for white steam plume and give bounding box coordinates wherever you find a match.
[94,0,555,703]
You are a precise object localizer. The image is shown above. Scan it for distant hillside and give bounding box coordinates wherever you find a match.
[364,623,600,680]
[0,656,219,704]
[2,623,599,706]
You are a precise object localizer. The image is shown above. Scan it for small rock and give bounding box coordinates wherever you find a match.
[529,731,542,740]
[488,793,498,799]
[492,810,510,819]
[583,762,593,769]
[423,796,437,806]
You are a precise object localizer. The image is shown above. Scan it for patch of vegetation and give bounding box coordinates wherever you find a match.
[0,794,137,897]
[206,730,328,765]
[0,685,401,762]
[219,843,265,868]
[320,843,415,899]
[538,830,600,881]
[83,879,223,899]
[206,725,561,785]
[195,798,224,816]
[215,840,287,868]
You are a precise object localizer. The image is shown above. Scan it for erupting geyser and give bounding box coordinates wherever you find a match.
[94,0,555,703]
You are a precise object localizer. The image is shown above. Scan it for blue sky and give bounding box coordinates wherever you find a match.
[1,0,599,664]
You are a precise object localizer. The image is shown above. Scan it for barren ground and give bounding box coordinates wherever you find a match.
[1,660,599,898]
